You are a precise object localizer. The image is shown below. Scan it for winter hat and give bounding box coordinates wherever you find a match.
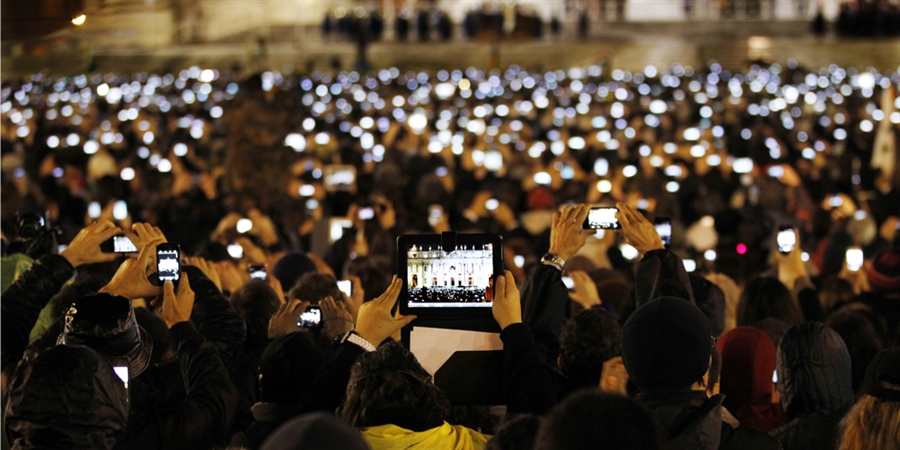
[58,292,153,377]
[6,345,129,450]
[862,347,900,401]
[867,249,900,293]
[261,412,370,450]
[527,187,555,210]
[272,252,318,291]
[622,297,712,393]
[258,332,326,405]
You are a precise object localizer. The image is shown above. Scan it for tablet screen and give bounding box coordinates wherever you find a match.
[405,243,495,308]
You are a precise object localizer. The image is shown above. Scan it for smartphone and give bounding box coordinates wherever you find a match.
[102,235,138,253]
[654,217,672,248]
[428,204,443,227]
[583,207,621,230]
[337,279,353,298]
[329,218,353,243]
[358,207,375,221]
[561,276,575,290]
[323,165,356,192]
[298,305,323,327]
[249,265,267,281]
[846,247,863,271]
[777,227,796,254]
[156,243,181,286]
[113,364,129,390]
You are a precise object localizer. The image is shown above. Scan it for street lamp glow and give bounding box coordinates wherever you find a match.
[72,14,86,26]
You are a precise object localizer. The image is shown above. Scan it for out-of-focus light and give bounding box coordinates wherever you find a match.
[704,250,717,261]
[801,252,810,262]
[210,106,223,118]
[594,158,609,176]
[736,243,748,255]
[596,180,612,193]
[173,143,189,156]
[236,218,253,233]
[683,128,701,141]
[72,14,86,26]
[299,184,316,196]
[568,136,585,150]
[683,259,697,272]
[200,69,215,82]
[533,172,551,185]
[623,165,638,178]
[408,111,427,132]
[157,159,172,173]
[227,244,243,259]
[706,154,721,166]
[514,255,525,268]
[733,157,754,174]
[84,140,99,154]
[649,99,667,114]
[120,167,135,181]
[620,244,639,260]
[113,200,128,220]
[88,202,101,219]
[46,136,60,148]
[284,133,307,151]
[666,181,680,192]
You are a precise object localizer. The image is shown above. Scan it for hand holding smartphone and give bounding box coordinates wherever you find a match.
[654,217,672,248]
[101,235,138,253]
[249,265,267,281]
[298,305,323,328]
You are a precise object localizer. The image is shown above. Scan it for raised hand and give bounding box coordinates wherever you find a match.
[549,204,594,261]
[60,220,123,267]
[321,296,355,341]
[268,299,309,339]
[567,270,602,309]
[183,256,223,292]
[616,202,665,257]
[491,270,522,330]
[343,274,365,321]
[355,277,416,346]
[161,273,195,329]
[99,234,165,300]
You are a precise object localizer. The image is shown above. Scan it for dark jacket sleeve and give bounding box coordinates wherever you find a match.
[1,254,73,373]
[519,264,569,363]
[501,323,558,416]
[296,342,366,415]
[182,265,247,365]
[155,321,241,450]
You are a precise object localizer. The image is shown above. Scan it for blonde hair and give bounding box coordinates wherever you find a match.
[705,273,740,334]
[838,392,900,450]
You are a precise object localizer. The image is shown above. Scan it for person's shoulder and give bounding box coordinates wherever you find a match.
[720,422,782,450]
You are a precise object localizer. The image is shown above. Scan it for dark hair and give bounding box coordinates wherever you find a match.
[558,308,622,390]
[339,341,450,430]
[736,277,803,327]
[344,255,392,302]
[49,276,108,323]
[230,280,281,345]
[485,414,541,450]
[534,390,660,450]
[133,307,173,365]
[288,273,345,304]
[819,278,855,313]
[826,308,884,395]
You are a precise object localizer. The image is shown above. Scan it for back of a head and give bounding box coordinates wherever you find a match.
[690,274,726,337]
[339,341,450,431]
[534,391,660,450]
[777,322,855,419]
[58,292,153,377]
[261,412,370,450]
[287,272,345,303]
[825,308,883,394]
[258,332,326,405]
[559,308,622,390]
[866,248,900,295]
[737,276,803,327]
[838,348,900,450]
[230,280,281,345]
[622,297,712,393]
[272,252,318,292]
[715,327,777,414]
[6,345,128,450]
[485,414,541,450]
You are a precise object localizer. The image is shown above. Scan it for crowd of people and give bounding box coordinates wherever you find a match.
[836,0,900,37]
[1,59,900,449]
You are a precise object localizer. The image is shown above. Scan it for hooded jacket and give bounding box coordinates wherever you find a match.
[716,327,785,432]
[769,322,855,450]
[360,422,489,450]
[637,391,780,450]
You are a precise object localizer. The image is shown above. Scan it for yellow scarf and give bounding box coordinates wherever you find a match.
[361,421,491,450]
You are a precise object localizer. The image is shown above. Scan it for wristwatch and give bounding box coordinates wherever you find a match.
[541,253,566,271]
[341,331,377,352]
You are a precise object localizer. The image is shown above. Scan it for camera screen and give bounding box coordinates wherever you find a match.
[846,248,863,271]
[298,306,322,327]
[157,249,180,282]
[584,208,621,230]
[358,207,375,220]
[777,229,796,253]
[655,222,672,247]
[337,280,352,297]
[249,266,267,281]
[406,243,495,308]
[561,276,575,290]
[324,166,356,191]
[114,236,138,253]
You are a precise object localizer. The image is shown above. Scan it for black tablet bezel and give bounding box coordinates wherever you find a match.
[397,233,503,319]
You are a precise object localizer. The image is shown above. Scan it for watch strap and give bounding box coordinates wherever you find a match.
[341,331,377,352]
